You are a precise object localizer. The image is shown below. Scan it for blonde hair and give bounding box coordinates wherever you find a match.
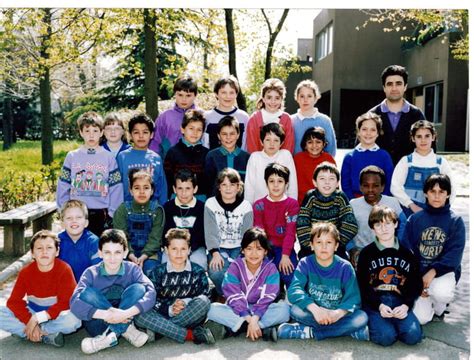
[60,199,88,220]
[294,79,321,102]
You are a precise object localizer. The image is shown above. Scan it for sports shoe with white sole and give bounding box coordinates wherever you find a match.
[122,323,148,348]
[81,331,118,354]
[42,332,64,347]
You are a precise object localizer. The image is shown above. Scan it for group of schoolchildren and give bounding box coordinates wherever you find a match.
[0,65,465,354]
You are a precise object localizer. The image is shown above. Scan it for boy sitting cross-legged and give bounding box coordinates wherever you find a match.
[135,228,215,345]
[70,229,156,354]
[0,230,81,347]
[58,200,101,282]
[278,223,368,341]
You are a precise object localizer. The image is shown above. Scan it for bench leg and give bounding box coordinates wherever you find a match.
[33,214,54,235]
[4,224,26,256]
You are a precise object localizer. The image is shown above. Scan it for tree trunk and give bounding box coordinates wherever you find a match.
[262,9,290,80]
[144,8,158,121]
[40,8,53,165]
[2,92,13,150]
[224,9,246,111]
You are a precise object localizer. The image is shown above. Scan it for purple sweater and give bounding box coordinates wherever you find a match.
[222,256,280,318]
[56,147,123,216]
[149,103,197,157]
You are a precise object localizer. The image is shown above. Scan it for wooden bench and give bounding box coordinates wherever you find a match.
[0,201,57,256]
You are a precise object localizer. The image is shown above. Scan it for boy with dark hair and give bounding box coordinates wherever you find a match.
[253,163,299,289]
[162,169,207,270]
[0,230,81,347]
[296,162,358,259]
[135,228,214,345]
[164,109,209,201]
[357,205,423,346]
[278,223,368,341]
[369,64,426,165]
[204,115,250,194]
[70,229,156,354]
[348,165,406,268]
[58,200,101,282]
[203,75,249,150]
[402,174,465,325]
[149,74,199,157]
[117,112,168,205]
[57,111,123,237]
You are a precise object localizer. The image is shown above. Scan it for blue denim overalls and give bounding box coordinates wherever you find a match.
[125,200,159,257]
[403,153,442,206]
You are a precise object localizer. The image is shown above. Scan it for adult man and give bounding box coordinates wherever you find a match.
[370,65,426,165]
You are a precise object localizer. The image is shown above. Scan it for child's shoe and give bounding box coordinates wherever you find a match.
[277,323,313,339]
[203,320,226,341]
[122,323,148,347]
[350,325,370,341]
[192,325,215,345]
[262,326,278,342]
[146,328,156,343]
[42,332,64,347]
[81,330,118,354]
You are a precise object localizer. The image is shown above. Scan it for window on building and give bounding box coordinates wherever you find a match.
[315,23,333,62]
[424,83,443,123]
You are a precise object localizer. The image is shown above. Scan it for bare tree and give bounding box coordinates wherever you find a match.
[261,9,290,80]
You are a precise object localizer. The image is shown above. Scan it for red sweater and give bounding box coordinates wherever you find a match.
[246,111,295,154]
[294,151,336,204]
[7,259,76,324]
[253,196,300,256]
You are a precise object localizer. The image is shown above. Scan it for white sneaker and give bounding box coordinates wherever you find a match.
[81,331,118,354]
[122,323,148,348]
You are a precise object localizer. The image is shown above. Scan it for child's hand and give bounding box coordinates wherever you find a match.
[379,303,393,318]
[409,203,423,213]
[310,305,332,325]
[24,316,42,342]
[327,309,347,324]
[128,253,139,265]
[136,254,149,268]
[172,299,186,316]
[349,249,360,270]
[279,255,294,275]
[421,269,437,296]
[104,308,131,324]
[391,304,409,319]
[246,316,262,341]
[210,252,224,271]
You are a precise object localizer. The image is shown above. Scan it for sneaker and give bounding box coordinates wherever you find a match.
[350,326,370,341]
[262,326,278,342]
[277,323,313,339]
[203,320,226,341]
[122,323,148,348]
[42,332,64,347]
[146,328,156,343]
[192,326,215,345]
[81,331,118,354]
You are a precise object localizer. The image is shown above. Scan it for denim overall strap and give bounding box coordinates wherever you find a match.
[404,154,441,204]
[125,201,155,256]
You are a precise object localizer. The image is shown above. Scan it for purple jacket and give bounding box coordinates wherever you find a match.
[222,256,280,319]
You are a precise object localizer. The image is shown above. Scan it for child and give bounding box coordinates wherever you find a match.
[162,169,207,270]
[296,162,358,259]
[101,112,131,157]
[293,126,336,204]
[117,112,168,205]
[341,112,394,200]
[203,75,249,150]
[278,223,368,341]
[291,79,336,156]
[357,206,423,346]
[244,123,297,204]
[253,163,299,289]
[246,78,294,153]
[57,111,123,237]
[149,74,198,157]
[164,109,209,201]
[348,166,406,268]
[135,228,214,345]
[70,229,156,354]
[204,115,250,194]
[113,169,165,275]
[391,120,455,215]
[58,200,101,282]
[205,168,253,296]
[402,174,465,325]
[206,227,290,342]
[0,230,81,347]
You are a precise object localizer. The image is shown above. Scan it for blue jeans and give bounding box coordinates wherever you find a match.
[290,305,368,340]
[366,294,422,346]
[207,301,290,332]
[268,246,297,289]
[207,247,241,295]
[0,306,81,337]
[79,283,146,336]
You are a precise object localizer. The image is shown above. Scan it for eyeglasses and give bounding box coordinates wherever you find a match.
[104,126,123,132]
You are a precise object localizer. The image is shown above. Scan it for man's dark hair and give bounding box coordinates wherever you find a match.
[381,65,408,85]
